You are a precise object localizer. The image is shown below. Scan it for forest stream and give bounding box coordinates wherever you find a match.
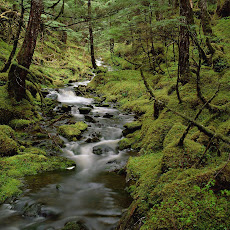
[0,60,134,230]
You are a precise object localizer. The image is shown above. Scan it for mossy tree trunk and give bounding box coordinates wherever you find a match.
[216,0,230,17]
[199,0,213,35]
[1,0,25,73]
[8,0,43,101]
[178,0,194,84]
[88,0,97,69]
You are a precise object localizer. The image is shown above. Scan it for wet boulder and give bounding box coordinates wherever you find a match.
[103,113,113,118]
[60,104,72,113]
[79,107,91,114]
[93,144,117,155]
[22,203,42,218]
[62,220,88,230]
[84,115,96,123]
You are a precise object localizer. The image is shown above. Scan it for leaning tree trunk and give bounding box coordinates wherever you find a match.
[1,0,25,73]
[8,0,43,101]
[178,0,194,84]
[88,0,97,69]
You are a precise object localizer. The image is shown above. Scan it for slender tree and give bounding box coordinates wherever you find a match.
[178,0,194,84]
[199,0,213,35]
[88,0,97,69]
[8,0,43,101]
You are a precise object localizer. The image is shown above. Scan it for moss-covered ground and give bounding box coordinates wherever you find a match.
[88,17,230,229]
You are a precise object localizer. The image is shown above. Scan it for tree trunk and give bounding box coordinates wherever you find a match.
[199,0,213,35]
[8,0,43,101]
[1,0,24,73]
[178,0,194,84]
[216,0,230,17]
[88,0,97,69]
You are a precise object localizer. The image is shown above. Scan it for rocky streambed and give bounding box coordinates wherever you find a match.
[0,63,136,230]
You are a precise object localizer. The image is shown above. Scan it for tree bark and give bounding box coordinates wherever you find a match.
[8,0,43,101]
[178,0,194,84]
[88,0,97,69]
[199,0,213,35]
[1,0,24,73]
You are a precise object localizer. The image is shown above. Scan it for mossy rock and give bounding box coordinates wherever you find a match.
[163,122,186,148]
[0,125,18,156]
[0,125,15,137]
[9,119,34,130]
[122,121,142,136]
[118,137,132,150]
[0,72,8,82]
[161,139,205,172]
[62,221,88,230]
[58,122,88,141]
[0,133,18,156]
[22,147,47,156]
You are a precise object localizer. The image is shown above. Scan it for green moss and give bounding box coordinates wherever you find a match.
[140,118,174,151]
[0,125,18,156]
[58,122,88,141]
[118,137,132,150]
[161,139,205,172]
[163,122,186,148]
[22,147,47,156]
[0,153,75,203]
[0,73,8,82]
[0,86,35,124]
[9,119,34,130]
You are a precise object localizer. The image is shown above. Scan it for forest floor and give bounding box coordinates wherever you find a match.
[0,2,230,229]
[87,17,230,229]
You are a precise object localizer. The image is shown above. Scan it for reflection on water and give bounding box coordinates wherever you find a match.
[0,70,134,230]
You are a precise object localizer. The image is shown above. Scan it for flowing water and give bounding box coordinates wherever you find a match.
[0,62,134,230]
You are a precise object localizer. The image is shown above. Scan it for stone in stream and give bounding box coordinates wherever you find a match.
[78,107,91,114]
[22,203,42,217]
[103,113,114,118]
[58,122,88,141]
[84,115,96,123]
[62,220,88,230]
[93,144,117,155]
[85,132,101,143]
[60,104,72,113]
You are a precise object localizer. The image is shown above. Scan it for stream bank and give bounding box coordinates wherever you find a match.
[0,61,136,230]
